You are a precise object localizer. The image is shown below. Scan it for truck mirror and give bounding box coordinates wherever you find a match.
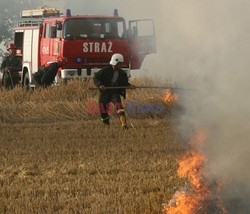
[132,26,138,37]
[51,26,57,38]
[123,29,132,38]
[56,22,62,31]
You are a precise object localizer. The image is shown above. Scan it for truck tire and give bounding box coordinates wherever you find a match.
[23,72,30,90]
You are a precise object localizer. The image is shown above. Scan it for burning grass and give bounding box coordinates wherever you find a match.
[0,78,189,213]
[163,131,228,214]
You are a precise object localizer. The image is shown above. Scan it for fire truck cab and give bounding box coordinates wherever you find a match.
[13,7,156,88]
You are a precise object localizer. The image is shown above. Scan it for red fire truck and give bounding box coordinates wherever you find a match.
[12,7,156,88]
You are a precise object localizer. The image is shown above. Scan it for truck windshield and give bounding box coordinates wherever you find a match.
[63,18,126,40]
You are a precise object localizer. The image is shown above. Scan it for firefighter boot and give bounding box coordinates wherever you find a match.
[119,115,127,129]
[102,116,110,126]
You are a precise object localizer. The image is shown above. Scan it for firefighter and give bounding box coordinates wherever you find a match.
[32,57,66,88]
[94,53,135,129]
[0,43,22,89]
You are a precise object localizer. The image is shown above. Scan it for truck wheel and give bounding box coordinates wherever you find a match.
[23,72,30,90]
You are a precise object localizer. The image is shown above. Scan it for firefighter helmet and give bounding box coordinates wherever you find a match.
[110,53,124,66]
[7,43,16,50]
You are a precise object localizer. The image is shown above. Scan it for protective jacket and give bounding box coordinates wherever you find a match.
[0,55,22,72]
[94,65,130,98]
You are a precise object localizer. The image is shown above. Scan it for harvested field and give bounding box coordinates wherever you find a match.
[0,80,189,213]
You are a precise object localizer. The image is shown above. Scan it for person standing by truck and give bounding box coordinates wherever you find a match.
[94,53,136,129]
[0,43,22,89]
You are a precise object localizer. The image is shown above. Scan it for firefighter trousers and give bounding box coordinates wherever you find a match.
[2,69,20,89]
[99,91,125,121]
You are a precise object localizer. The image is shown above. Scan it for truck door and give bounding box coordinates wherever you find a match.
[40,23,62,65]
[50,24,61,57]
[128,19,156,69]
[40,23,51,65]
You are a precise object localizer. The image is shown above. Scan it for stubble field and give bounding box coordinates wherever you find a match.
[0,80,189,213]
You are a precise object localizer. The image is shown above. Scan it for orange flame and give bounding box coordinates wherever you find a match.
[162,89,178,104]
[163,130,228,214]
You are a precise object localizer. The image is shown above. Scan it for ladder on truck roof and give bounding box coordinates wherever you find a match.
[21,7,60,18]
[18,19,43,27]
[18,7,60,27]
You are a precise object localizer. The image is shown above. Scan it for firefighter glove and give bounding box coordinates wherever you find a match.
[99,85,106,92]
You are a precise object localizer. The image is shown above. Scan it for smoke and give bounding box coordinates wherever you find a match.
[42,0,65,11]
[145,1,250,212]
